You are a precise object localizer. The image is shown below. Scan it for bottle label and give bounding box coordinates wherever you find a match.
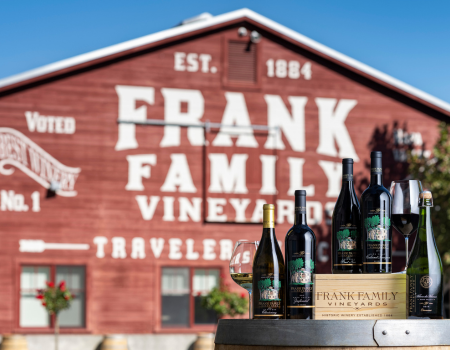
[364,209,391,263]
[408,274,441,317]
[371,167,382,174]
[256,274,283,315]
[336,224,360,265]
[295,206,307,214]
[287,255,314,308]
[342,173,353,181]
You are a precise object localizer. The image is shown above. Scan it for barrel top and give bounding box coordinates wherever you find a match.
[215,319,450,347]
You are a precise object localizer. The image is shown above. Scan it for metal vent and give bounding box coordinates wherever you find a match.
[228,41,257,83]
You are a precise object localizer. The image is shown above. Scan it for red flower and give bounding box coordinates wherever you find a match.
[42,302,47,307]
[59,281,66,291]
[240,292,246,298]
[36,295,44,300]
[72,294,76,299]
[46,281,55,288]
[64,295,70,300]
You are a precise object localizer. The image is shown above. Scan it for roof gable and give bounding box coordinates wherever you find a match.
[0,8,449,117]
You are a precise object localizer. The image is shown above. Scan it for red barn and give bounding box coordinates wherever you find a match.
[0,8,448,349]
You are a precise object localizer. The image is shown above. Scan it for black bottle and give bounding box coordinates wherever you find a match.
[332,158,362,273]
[285,190,316,319]
[361,151,392,273]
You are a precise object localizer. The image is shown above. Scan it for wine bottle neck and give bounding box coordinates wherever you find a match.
[342,179,355,189]
[370,173,383,185]
[294,194,307,226]
[418,207,435,242]
[261,228,277,243]
[370,156,383,185]
[295,212,307,225]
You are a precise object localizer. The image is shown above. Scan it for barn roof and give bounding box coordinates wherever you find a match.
[0,8,449,117]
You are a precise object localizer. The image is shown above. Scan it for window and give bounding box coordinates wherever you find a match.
[228,41,257,83]
[20,265,86,328]
[161,268,219,327]
[20,267,50,327]
[56,266,86,327]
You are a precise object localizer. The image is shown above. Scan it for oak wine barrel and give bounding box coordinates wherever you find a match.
[194,333,215,350]
[100,335,128,350]
[214,319,450,349]
[0,335,28,350]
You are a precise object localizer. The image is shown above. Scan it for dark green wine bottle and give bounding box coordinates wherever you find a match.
[252,204,285,319]
[285,190,316,319]
[407,191,444,319]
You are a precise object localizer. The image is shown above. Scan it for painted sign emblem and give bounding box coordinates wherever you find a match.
[0,128,81,196]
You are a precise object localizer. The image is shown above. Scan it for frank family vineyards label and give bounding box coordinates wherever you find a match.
[314,274,406,320]
[407,274,441,316]
[287,256,314,313]
[256,275,283,314]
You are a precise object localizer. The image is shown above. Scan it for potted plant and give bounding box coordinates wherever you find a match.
[201,280,248,320]
[36,281,74,350]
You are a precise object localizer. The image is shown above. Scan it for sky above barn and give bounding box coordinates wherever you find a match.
[1,0,449,103]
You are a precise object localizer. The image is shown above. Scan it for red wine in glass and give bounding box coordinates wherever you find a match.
[390,180,422,272]
[391,214,420,237]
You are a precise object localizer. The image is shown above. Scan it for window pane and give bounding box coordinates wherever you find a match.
[162,268,189,295]
[59,293,85,327]
[162,268,189,327]
[194,269,219,324]
[56,266,85,289]
[56,266,86,328]
[20,266,50,327]
[194,296,217,324]
[193,269,218,295]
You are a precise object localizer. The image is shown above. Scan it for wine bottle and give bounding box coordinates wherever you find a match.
[361,151,392,273]
[407,191,444,319]
[285,190,316,319]
[332,158,362,274]
[252,204,285,319]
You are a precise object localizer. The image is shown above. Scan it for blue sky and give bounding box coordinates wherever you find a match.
[1,0,449,102]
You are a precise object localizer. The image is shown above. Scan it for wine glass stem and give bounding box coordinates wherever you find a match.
[405,236,409,269]
[248,291,253,319]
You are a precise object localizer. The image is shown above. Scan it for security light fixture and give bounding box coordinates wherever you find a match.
[238,27,248,37]
[250,31,261,43]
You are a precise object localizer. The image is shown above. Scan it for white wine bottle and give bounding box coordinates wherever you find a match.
[407,191,444,319]
[252,204,285,319]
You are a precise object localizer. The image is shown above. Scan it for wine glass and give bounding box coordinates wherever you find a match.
[390,180,422,272]
[229,240,259,319]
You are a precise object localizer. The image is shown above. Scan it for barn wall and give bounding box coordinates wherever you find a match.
[0,23,440,334]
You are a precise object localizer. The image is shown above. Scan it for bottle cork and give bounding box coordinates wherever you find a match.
[419,191,432,199]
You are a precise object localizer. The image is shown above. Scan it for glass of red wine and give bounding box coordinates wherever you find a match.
[390,180,422,272]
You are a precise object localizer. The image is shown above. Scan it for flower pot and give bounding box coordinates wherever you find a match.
[193,333,214,350]
[100,335,128,350]
[1,335,28,350]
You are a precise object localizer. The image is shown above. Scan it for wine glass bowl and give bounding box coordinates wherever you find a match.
[390,180,422,272]
[229,240,259,319]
